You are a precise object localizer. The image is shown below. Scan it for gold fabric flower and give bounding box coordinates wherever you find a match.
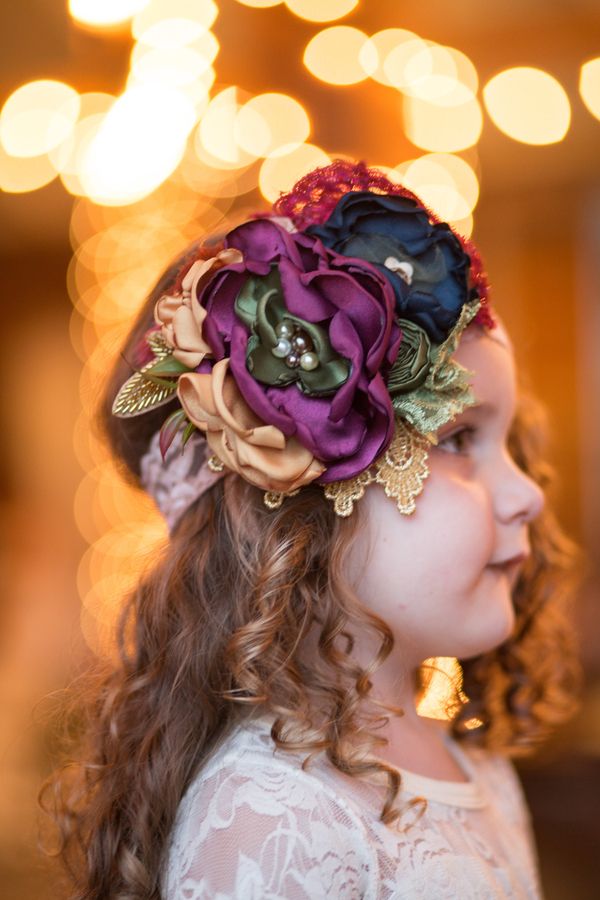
[154,249,242,368]
[177,358,325,493]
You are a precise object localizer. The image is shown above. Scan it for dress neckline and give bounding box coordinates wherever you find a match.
[385,732,487,808]
[246,711,488,810]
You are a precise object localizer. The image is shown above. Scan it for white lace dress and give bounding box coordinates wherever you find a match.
[161,713,543,899]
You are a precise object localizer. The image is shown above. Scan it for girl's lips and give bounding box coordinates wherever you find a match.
[487,554,529,588]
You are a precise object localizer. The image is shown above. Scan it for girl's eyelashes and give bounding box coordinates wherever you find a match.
[436,425,477,455]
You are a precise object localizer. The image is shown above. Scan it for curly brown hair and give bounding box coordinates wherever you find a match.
[40,247,583,899]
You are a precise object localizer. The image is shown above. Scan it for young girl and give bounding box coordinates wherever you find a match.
[44,160,581,899]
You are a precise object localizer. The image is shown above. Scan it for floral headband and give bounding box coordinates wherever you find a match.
[113,160,494,526]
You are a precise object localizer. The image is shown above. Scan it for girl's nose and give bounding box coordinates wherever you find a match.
[495,452,545,525]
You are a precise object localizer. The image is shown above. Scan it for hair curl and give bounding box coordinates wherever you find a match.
[40,246,583,899]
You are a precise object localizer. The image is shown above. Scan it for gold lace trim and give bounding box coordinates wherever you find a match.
[263,488,300,509]
[262,418,430,518]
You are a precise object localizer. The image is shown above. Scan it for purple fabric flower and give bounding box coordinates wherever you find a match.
[193,218,402,483]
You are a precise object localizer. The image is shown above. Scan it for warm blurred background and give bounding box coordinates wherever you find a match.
[1,1,599,897]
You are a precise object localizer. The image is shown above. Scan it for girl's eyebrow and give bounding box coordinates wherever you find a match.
[469,401,496,417]
[461,399,518,430]
[436,401,497,436]
[448,401,496,422]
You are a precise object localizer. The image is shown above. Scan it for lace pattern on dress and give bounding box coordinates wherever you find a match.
[161,716,543,899]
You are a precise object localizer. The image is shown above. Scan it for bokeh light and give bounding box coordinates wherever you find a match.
[259,142,330,201]
[401,44,456,102]
[396,153,479,222]
[403,93,483,152]
[179,142,258,198]
[402,44,478,105]
[79,85,196,205]
[78,519,165,597]
[579,58,600,121]
[303,26,377,85]
[196,86,257,168]
[55,114,109,197]
[69,0,150,27]
[135,29,219,69]
[369,28,420,87]
[49,92,115,195]
[446,212,473,239]
[441,47,478,97]
[0,144,57,192]
[234,0,282,7]
[0,80,80,158]
[129,43,214,88]
[417,658,466,719]
[132,0,218,48]
[285,0,358,22]
[80,537,163,659]
[384,39,478,107]
[382,36,431,91]
[235,93,310,158]
[483,67,571,145]
[162,67,215,120]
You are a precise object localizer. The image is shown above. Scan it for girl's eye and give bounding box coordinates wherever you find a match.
[437,425,477,455]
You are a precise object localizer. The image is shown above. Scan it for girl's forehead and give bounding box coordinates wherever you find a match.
[453,323,517,409]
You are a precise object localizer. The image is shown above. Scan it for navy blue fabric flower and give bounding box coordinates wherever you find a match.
[307,191,475,343]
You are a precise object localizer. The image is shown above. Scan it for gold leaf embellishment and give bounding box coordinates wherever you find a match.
[113,333,179,418]
[322,418,430,517]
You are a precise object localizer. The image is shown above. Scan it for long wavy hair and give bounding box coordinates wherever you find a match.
[40,246,583,899]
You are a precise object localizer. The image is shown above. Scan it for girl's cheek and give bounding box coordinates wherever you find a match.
[434,469,495,548]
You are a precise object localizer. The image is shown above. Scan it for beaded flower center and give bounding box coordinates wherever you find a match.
[271,319,319,371]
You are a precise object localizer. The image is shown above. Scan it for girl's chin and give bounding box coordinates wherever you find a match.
[457,605,516,660]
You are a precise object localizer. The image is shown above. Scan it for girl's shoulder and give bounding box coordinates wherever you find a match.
[162,714,379,899]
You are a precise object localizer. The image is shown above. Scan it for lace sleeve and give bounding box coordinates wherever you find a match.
[162,756,377,899]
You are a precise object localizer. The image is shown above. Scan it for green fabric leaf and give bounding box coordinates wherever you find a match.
[142,373,180,389]
[392,377,477,434]
[146,355,193,377]
[247,337,298,386]
[392,298,480,434]
[387,319,432,394]
[426,298,480,383]
[233,276,261,329]
[296,358,351,396]
[181,420,198,448]
[255,286,282,348]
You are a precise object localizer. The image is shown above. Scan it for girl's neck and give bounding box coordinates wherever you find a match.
[353,660,471,782]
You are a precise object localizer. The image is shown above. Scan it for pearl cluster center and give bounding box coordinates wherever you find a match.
[271,319,319,371]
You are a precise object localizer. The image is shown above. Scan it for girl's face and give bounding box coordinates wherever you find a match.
[349,324,545,668]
